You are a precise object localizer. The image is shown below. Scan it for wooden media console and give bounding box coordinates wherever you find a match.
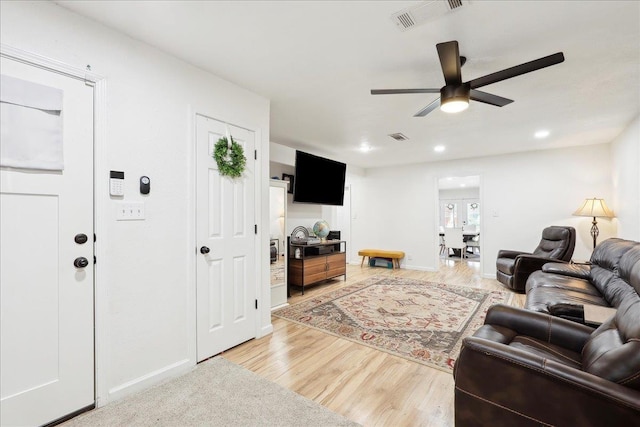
[288,239,346,295]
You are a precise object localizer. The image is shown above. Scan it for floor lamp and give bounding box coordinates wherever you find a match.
[573,198,614,249]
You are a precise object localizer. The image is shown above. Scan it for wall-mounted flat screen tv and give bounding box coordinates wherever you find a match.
[293,150,346,206]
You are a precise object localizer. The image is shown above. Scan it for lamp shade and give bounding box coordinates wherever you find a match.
[573,198,614,218]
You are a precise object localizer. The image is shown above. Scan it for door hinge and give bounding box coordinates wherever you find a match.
[254,150,257,160]
[94,256,97,265]
[255,299,258,309]
[255,224,258,234]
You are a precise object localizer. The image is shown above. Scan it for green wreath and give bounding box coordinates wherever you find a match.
[213,136,246,178]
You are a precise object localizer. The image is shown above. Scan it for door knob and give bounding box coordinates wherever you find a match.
[200,246,210,254]
[74,257,89,268]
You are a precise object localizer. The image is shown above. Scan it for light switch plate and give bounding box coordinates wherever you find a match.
[116,202,145,220]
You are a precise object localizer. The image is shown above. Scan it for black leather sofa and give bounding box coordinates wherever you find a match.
[525,238,640,318]
[496,226,576,293]
[454,238,640,425]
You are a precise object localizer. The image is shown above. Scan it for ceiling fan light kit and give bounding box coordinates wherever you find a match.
[371,40,564,118]
[440,84,470,113]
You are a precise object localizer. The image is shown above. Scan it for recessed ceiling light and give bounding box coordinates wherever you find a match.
[434,145,446,153]
[534,130,550,139]
[359,144,371,152]
[460,184,466,187]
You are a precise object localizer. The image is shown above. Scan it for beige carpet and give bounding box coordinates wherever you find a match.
[270,258,285,284]
[274,276,513,372]
[62,357,359,427]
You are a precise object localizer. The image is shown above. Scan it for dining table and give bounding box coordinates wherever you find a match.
[439,231,480,257]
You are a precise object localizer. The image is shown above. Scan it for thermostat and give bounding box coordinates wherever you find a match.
[109,170,124,196]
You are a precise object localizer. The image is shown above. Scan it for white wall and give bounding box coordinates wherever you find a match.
[611,116,640,241]
[439,188,480,200]
[269,160,329,233]
[353,143,614,275]
[1,1,271,405]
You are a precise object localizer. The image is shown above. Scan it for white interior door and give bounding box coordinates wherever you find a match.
[196,115,256,362]
[0,57,94,426]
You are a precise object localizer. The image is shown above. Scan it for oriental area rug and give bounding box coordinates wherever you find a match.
[273,276,513,372]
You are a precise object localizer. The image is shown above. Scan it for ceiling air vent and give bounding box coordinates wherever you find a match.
[391,0,466,32]
[394,12,416,31]
[388,133,409,142]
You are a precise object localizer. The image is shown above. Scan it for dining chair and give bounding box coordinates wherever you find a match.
[466,235,480,255]
[444,228,466,259]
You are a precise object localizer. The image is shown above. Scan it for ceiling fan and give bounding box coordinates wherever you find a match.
[371,40,564,117]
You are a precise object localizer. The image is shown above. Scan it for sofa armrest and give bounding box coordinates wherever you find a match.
[513,254,568,289]
[497,249,530,259]
[484,305,593,353]
[542,261,591,279]
[455,337,640,426]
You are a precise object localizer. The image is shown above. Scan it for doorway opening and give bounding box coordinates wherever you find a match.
[437,175,482,272]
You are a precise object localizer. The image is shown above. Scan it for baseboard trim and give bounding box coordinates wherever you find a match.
[43,403,95,427]
[403,265,437,272]
[271,302,289,311]
[107,358,193,404]
[258,323,274,338]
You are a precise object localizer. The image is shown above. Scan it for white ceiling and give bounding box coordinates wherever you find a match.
[56,1,640,169]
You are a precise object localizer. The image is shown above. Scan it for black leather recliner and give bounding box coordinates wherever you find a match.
[496,226,576,293]
[454,301,640,426]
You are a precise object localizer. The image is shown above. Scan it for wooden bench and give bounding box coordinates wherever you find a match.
[358,249,405,269]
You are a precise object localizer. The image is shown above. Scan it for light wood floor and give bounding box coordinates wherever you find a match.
[223,259,525,427]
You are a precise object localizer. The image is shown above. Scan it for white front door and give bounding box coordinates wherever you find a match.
[0,57,94,426]
[196,115,257,362]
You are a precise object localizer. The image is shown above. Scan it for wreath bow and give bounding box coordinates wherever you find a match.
[213,136,246,178]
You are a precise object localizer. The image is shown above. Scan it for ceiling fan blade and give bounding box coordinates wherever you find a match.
[470,90,513,107]
[371,89,440,95]
[436,41,462,86]
[414,98,441,117]
[468,52,565,89]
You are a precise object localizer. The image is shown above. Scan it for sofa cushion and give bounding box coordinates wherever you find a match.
[542,262,591,279]
[619,245,640,293]
[526,270,600,296]
[532,226,575,259]
[582,296,640,390]
[590,238,639,271]
[599,276,637,308]
[510,336,582,369]
[589,239,639,295]
[526,286,609,314]
[471,324,583,369]
[496,257,515,275]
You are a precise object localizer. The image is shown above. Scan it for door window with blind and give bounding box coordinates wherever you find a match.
[467,202,480,227]
[439,200,480,228]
